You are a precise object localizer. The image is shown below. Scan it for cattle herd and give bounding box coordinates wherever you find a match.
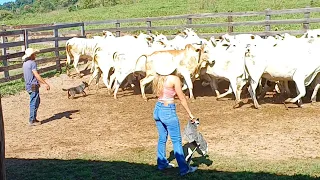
[64,28,320,109]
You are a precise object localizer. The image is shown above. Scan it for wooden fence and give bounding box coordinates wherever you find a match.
[1,7,320,84]
[0,23,85,83]
[82,6,320,38]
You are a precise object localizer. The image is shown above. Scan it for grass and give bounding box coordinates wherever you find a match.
[1,0,320,35]
[5,154,320,180]
[0,66,66,97]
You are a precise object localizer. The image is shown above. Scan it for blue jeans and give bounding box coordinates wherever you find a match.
[153,101,189,174]
[28,91,40,123]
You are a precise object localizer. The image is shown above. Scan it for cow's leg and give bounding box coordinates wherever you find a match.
[140,75,154,101]
[228,79,241,108]
[181,79,188,91]
[217,85,232,99]
[88,67,99,86]
[236,78,248,101]
[66,54,72,76]
[126,74,136,88]
[108,73,116,92]
[113,80,121,100]
[311,84,320,104]
[202,74,220,97]
[73,54,81,77]
[90,61,95,73]
[287,75,305,107]
[248,78,261,109]
[102,73,110,95]
[179,69,195,100]
[283,80,291,96]
[257,80,273,100]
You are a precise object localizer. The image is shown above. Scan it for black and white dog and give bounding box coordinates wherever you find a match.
[183,118,208,164]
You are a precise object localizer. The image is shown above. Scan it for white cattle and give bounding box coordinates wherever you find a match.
[89,33,153,94]
[199,39,249,108]
[134,44,209,101]
[244,38,320,108]
[65,37,100,76]
[301,29,320,38]
[167,28,203,50]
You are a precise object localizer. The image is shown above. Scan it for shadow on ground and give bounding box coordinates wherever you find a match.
[5,158,316,180]
[41,110,80,124]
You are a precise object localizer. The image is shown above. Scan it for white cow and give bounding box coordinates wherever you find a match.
[200,39,249,108]
[244,38,320,108]
[65,37,100,76]
[167,28,203,50]
[301,29,320,38]
[134,44,209,101]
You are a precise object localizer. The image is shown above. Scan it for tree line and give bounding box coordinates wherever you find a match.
[0,0,139,21]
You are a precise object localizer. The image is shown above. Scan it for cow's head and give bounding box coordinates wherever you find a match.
[102,30,115,38]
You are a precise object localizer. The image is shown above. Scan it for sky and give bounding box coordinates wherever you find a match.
[0,0,14,5]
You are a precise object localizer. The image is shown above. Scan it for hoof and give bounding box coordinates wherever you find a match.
[295,100,303,107]
[311,101,317,106]
[233,103,240,109]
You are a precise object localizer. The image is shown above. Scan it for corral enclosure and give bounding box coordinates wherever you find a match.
[2,7,320,85]
[1,5,320,180]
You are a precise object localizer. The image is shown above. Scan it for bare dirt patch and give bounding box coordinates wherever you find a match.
[2,70,320,175]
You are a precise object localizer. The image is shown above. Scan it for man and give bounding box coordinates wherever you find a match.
[22,48,50,126]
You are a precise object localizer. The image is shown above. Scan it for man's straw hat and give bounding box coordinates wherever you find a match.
[22,48,39,60]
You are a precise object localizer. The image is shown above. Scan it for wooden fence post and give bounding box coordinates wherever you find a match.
[187,17,192,25]
[265,8,271,38]
[53,27,61,73]
[146,20,152,34]
[303,6,310,30]
[80,23,85,37]
[0,36,9,79]
[19,34,25,52]
[24,29,29,49]
[227,11,233,33]
[0,95,6,180]
[115,21,121,37]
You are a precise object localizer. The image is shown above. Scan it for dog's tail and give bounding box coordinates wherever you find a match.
[62,88,69,91]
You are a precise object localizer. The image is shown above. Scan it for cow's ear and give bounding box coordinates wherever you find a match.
[146,37,152,41]
[251,35,255,39]
[102,31,107,36]
[134,35,138,38]
[160,41,165,45]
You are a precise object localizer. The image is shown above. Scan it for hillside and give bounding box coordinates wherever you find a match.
[1,0,319,26]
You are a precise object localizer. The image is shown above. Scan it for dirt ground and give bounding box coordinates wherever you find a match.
[2,67,320,173]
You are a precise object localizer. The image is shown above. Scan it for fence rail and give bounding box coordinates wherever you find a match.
[1,7,320,83]
[0,23,85,83]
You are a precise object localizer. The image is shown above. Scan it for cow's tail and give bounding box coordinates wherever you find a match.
[65,41,73,76]
[243,57,256,86]
[134,54,148,77]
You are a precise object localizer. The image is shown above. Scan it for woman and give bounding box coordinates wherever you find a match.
[152,59,197,176]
